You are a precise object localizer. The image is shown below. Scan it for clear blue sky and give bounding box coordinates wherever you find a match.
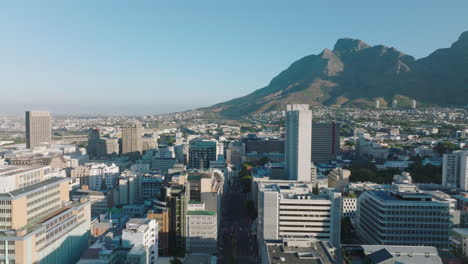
[1,1,467,113]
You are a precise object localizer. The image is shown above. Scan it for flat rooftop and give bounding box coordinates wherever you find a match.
[0,177,68,198]
[267,242,334,264]
[0,165,46,177]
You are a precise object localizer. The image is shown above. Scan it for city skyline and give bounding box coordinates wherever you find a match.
[1,1,467,114]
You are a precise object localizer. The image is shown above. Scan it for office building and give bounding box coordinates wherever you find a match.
[147,207,170,256]
[0,165,91,263]
[99,137,120,156]
[185,202,217,254]
[174,144,188,164]
[122,121,143,154]
[451,228,468,257]
[257,181,341,248]
[356,180,452,248]
[188,138,217,169]
[225,142,245,167]
[163,183,190,252]
[187,170,224,220]
[312,122,340,163]
[375,99,380,109]
[142,133,158,151]
[411,99,417,109]
[343,245,443,264]
[87,129,101,158]
[328,168,350,192]
[285,104,312,182]
[122,218,158,264]
[442,150,468,190]
[261,238,336,264]
[25,111,52,150]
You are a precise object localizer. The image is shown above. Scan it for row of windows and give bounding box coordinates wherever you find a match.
[0,201,11,205]
[26,185,59,199]
[28,205,60,224]
[27,198,60,218]
[27,190,60,207]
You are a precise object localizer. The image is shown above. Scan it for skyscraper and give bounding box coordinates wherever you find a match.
[122,121,143,154]
[25,111,51,149]
[312,122,340,162]
[285,104,312,182]
[188,138,217,169]
[87,128,101,158]
[442,150,468,190]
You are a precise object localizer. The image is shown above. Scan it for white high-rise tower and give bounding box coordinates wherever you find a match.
[285,104,312,182]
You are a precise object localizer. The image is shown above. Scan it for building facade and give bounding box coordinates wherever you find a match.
[356,183,452,248]
[257,181,341,248]
[122,121,143,154]
[188,139,217,169]
[285,104,312,182]
[312,122,340,163]
[25,111,52,150]
[442,150,468,190]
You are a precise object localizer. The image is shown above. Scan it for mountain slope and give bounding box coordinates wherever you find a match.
[207,31,467,118]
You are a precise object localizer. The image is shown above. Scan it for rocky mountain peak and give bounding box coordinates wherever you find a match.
[333,38,370,54]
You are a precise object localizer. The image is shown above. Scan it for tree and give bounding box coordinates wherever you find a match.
[434,142,459,155]
[170,257,183,264]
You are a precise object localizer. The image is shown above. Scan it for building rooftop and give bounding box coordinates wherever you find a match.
[266,239,335,264]
[0,165,46,177]
[358,245,442,264]
[187,210,216,216]
[0,177,68,198]
[452,228,468,236]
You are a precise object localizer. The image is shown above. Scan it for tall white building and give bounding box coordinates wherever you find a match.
[257,181,341,248]
[443,150,468,190]
[285,104,312,182]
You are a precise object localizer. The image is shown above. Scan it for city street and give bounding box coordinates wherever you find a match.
[218,177,257,264]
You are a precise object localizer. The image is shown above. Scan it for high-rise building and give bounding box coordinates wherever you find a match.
[0,165,91,263]
[442,150,468,190]
[185,202,217,254]
[392,99,398,108]
[87,129,101,158]
[312,122,340,162]
[356,180,453,249]
[375,99,380,109]
[285,104,312,182]
[122,121,143,154]
[25,111,51,149]
[188,138,217,169]
[100,137,120,156]
[257,181,341,248]
[411,99,417,109]
[225,142,246,167]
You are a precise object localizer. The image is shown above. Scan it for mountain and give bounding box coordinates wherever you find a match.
[207,31,468,119]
